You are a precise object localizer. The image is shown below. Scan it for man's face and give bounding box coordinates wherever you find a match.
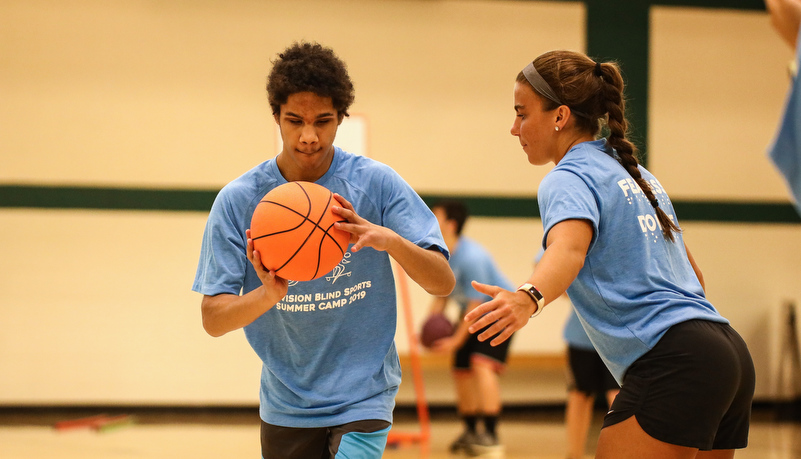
[274,91,343,182]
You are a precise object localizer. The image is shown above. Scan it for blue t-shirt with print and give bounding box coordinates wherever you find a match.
[193,147,448,427]
[538,139,727,384]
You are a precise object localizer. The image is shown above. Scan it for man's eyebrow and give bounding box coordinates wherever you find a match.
[284,111,336,119]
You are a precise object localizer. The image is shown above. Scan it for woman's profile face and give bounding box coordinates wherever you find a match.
[510,81,559,166]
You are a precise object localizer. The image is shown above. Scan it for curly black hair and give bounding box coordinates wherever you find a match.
[266,42,355,117]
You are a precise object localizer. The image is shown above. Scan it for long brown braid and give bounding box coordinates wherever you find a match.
[520,50,681,242]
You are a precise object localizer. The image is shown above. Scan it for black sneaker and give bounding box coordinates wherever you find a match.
[449,430,479,454]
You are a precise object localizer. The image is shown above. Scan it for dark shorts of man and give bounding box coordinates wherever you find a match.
[603,319,755,450]
[567,346,619,396]
[454,323,512,373]
[260,419,391,459]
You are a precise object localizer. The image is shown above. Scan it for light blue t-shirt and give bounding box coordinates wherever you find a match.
[538,139,727,384]
[449,236,513,314]
[193,147,448,427]
[768,29,801,216]
[534,248,594,350]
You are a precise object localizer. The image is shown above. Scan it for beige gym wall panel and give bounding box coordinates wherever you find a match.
[649,7,793,201]
[1,0,584,194]
[0,209,261,404]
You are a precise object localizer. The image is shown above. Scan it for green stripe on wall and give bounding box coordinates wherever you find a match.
[1,185,798,223]
[671,200,800,223]
[423,194,800,224]
[0,185,218,213]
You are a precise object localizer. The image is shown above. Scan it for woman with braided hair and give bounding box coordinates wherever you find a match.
[464,50,754,459]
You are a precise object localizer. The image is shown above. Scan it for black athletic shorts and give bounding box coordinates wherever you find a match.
[454,323,512,371]
[260,419,391,459]
[567,346,619,396]
[603,319,755,450]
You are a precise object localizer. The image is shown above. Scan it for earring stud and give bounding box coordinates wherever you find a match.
[555,126,560,131]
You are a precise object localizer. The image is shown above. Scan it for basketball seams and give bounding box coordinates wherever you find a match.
[252,186,343,242]
[306,185,332,279]
[321,221,346,255]
[318,193,348,254]
[250,181,349,281]
[250,201,307,240]
[310,193,349,279]
[270,182,338,280]
[274,183,319,279]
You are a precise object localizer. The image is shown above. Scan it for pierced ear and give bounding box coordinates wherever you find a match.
[555,105,572,129]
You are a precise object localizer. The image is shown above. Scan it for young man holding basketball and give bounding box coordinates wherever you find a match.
[193,42,454,459]
[426,199,514,456]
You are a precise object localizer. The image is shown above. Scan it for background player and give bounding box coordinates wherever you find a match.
[766,0,801,215]
[426,199,513,457]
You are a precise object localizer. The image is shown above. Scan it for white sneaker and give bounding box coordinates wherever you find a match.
[466,432,505,458]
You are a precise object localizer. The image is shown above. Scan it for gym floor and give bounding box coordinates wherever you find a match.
[1,406,800,458]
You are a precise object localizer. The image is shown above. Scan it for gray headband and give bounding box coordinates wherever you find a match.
[521,62,592,119]
[522,62,563,106]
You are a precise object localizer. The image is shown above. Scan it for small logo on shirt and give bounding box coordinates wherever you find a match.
[326,252,352,284]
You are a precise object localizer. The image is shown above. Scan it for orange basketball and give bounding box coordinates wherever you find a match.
[250,181,350,281]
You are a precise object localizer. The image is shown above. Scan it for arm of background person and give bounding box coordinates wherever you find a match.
[766,0,801,49]
[684,244,706,292]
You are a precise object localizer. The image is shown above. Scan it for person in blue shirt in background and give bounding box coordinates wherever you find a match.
[767,0,801,215]
[426,199,514,457]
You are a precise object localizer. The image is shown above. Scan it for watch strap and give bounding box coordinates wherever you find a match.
[517,283,544,318]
